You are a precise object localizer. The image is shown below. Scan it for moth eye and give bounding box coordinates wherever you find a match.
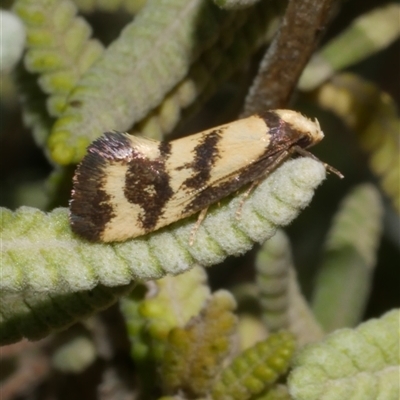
[295,135,312,148]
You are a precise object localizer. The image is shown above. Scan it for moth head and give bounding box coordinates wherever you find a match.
[273,109,324,148]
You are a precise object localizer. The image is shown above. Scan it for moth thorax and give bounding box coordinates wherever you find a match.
[274,109,324,146]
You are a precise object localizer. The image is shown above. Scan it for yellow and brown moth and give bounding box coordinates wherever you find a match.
[70,109,341,242]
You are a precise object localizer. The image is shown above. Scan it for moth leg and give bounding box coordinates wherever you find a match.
[235,180,260,219]
[293,146,344,178]
[236,149,292,219]
[189,206,209,246]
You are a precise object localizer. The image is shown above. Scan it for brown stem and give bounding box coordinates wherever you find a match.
[242,0,338,115]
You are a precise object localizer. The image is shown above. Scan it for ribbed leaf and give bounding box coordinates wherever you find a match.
[255,385,291,400]
[161,290,238,396]
[12,0,103,151]
[256,230,324,345]
[136,0,280,140]
[13,63,55,149]
[119,266,210,393]
[211,331,295,400]
[1,157,326,344]
[288,309,400,400]
[138,266,211,359]
[13,0,104,118]
[48,0,241,164]
[315,73,400,213]
[299,3,400,90]
[312,184,383,331]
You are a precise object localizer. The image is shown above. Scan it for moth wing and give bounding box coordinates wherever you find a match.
[70,131,163,242]
[160,116,275,221]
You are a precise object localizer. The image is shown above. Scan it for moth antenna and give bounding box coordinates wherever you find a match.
[293,146,344,179]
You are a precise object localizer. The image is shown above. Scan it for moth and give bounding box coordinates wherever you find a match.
[70,109,342,243]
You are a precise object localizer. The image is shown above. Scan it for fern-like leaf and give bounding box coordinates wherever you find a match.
[1,158,326,344]
[255,384,291,400]
[312,184,383,331]
[119,267,210,394]
[161,290,238,396]
[314,73,400,213]
[48,0,242,164]
[13,0,104,118]
[138,266,211,360]
[256,230,324,346]
[288,309,400,400]
[299,3,400,90]
[135,0,280,139]
[211,331,295,400]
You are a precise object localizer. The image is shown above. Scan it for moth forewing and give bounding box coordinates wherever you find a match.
[70,109,329,243]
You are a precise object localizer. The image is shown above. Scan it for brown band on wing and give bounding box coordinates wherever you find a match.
[182,128,223,190]
[124,141,174,231]
[69,132,133,241]
[262,111,313,149]
[183,112,312,215]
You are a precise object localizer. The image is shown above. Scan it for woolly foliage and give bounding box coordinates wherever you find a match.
[299,3,400,90]
[288,309,400,400]
[13,63,55,149]
[135,0,280,140]
[256,230,324,344]
[119,267,210,393]
[161,290,238,397]
[48,0,244,164]
[315,73,400,213]
[211,331,295,400]
[312,184,383,331]
[0,157,326,345]
[255,385,291,400]
[138,266,211,360]
[13,0,104,119]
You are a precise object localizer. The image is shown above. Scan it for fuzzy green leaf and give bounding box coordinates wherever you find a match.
[136,0,281,139]
[119,266,211,393]
[211,331,295,400]
[14,0,104,116]
[161,290,238,396]
[299,3,400,90]
[288,309,400,400]
[312,184,383,331]
[256,230,324,345]
[1,158,326,344]
[314,73,400,213]
[48,0,241,164]
[138,266,211,359]
[255,384,291,400]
